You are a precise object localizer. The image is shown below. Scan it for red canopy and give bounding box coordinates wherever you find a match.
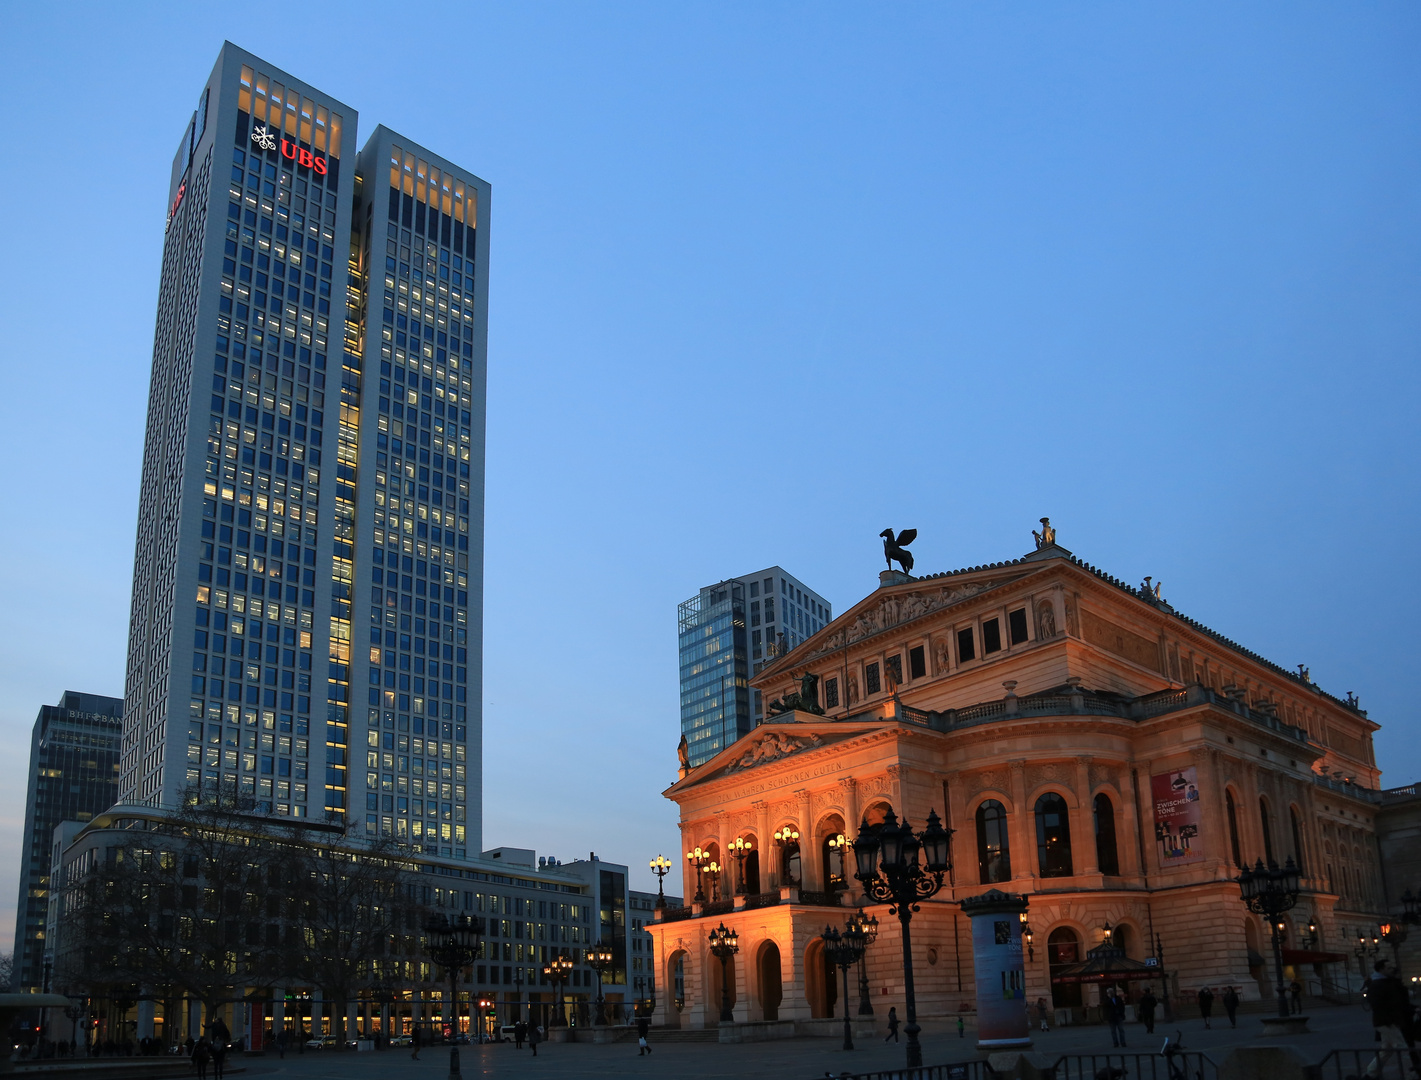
[1281,948,1348,965]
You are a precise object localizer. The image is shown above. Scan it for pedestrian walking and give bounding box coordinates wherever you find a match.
[191,1038,212,1080]
[884,1006,899,1042]
[211,1038,226,1080]
[1289,980,1303,1016]
[1105,989,1128,1048]
[1223,986,1239,1028]
[410,1025,421,1061]
[636,1014,651,1055]
[957,1015,965,1038]
[1197,986,1214,1029]
[1138,988,1157,1035]
[1037,997,1052,1032]
[513,1020,525,1049]
[528,1023,541,1058]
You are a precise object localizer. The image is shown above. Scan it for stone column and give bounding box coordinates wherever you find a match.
[887,764,907,813]
[310,997,322,1039]
[1076,757,1098,876]
[839,776,859,833]
[1009,761,1032,882]
[136,998,155,1041]
[272,994,285,1040]
[796,790,818,892]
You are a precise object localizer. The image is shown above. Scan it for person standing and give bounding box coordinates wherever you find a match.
[528,1022,541,1058]
[1105,989,1128,1048]
[1138,988,1158,1035]
[513,1020,525,1049]
[1363,960,1412,1079]
[1223,986,1240,1028]
[636,1014,651,1055]
[191,1038,212,1080]
[1037,997,1051,1032]
[1197,986,1215,1029]
[1289,980,1303,1016]
[884,1006,899,1042]
[410,1025,421,1061]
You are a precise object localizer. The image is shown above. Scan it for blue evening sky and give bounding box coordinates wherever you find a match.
[1,4,1417,944]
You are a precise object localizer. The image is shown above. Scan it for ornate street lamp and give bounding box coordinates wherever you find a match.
[728,836,754,895]
[424,913,485,1080]
[706,923,740,1023]
[1021,918,1036,963]
[686,847,711,903]
[650,855,673,909]
[1356,929,1381,982]
[853,807,952,1068]
[823,924,868,1050]
[847,906,879,1015]
[705,860,724,902]
[1380,920,1410,975]
[62,995,86,1052]
[1238,858,1301,1021]
[542,953,573,1027]
[585,942,614,1025]
[827,832,849,890]
[774,826,801,887]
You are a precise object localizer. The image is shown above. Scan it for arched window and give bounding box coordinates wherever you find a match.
[1259,798,1274,864]
[1047,927,1083,1007]
[1226,790,1242,867]
[1035,793,1074,877]
[976,800,1012,883]
[1289,808,1305,873]
[1093,793,1119,875]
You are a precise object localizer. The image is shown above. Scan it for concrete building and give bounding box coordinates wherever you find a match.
[678,567,831,768]
[122,41,486,857]
[649,523,1391,1032]
[10,692,123,992]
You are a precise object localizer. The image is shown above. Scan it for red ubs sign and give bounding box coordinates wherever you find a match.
[281,138,327,175]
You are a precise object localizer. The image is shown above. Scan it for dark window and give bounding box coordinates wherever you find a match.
[1259,798,1274,863]
[824,677,839,709]
[1048,927,1084,1007]
[976,800,1012,883]
[1226,790,1242,867]
[1094,793,1119,875]
[982,618,1002,654]
[1035,793,1073,877]
[908,645,926,680]
[1008,608,1029,645]
[865,662,881,696]
[957,628,975,662]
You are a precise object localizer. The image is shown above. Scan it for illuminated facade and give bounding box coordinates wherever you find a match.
[123,42,486,858]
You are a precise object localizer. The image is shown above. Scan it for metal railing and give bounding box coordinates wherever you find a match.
[813,1060,995,1080]
[743,891,781,910]
[1316,1048,1413,1080]
[1048,1049,1216,1080]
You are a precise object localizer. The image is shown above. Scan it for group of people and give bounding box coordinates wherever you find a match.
[1193,984,1243,1028]
[1363,959,1420,1076]
[188,1017,231,1080]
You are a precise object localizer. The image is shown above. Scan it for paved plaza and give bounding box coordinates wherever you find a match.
[206,1004,1389,1080]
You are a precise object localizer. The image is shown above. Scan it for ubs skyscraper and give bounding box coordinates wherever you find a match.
[125,42,487,857]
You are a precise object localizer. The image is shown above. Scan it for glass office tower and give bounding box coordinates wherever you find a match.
[123,43,486,858]
[677,567,831,768]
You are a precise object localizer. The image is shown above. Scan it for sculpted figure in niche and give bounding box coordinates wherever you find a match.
[847,674,859,705]
[934,636,951,675]
[1036,600,1057,639]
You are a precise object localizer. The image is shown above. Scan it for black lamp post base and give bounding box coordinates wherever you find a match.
[448,1045,461,1080]
[904,1022,923,1068]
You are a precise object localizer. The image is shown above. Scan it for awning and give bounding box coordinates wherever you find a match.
[1051,944,1162,985]
[1281,948,1349,965]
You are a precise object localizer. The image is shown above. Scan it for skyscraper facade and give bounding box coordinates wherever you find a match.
[11,692,123,992]
[677,567,831,768]
[123,42,486,858]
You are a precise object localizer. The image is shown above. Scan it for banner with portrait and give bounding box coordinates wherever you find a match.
[1152,766,1204,866]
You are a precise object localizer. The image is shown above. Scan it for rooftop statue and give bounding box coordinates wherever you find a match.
[767,671,825,716]
[677,733,690,770]
[880,528,916,574]
[1033,517,1056,549]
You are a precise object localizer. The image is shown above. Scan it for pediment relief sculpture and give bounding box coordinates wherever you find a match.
[812,579,1013,657]
[725,731,824,772]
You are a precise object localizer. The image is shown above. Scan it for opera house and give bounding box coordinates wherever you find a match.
[647,525,1405,1031]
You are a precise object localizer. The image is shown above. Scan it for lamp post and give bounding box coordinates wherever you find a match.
[1380,920,1410,976]
[847,907,879,1015]
[511,966,524,1031]
[823,924,868,1050]
[1301,921,1319,950]
[705,861,723,902]
[1021,918,1035,963]
[63,996,85,1053]
[370,982,394,1044]
[1238,857,1302,1021]
[1356,929,1380,982]
[423,912,485,1080]
[728,837,753,895]
[686,847,711,903]
[852,807,952,1068]
[542,953,572,1027]
[827,832,849,891]
[650,855,673,908]
[585,942,614,1025]
[707,923,740,1023]
[773,826,800,888]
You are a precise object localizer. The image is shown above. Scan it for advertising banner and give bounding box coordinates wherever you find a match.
[969,912,1029,1047]
[1152,766,1204,866]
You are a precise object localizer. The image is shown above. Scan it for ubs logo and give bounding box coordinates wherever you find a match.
[250,125,327,175]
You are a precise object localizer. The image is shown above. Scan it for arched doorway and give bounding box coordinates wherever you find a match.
[665,949,687,1028]
[1048,927,1084,1009]
[757,942,782,1021]
[804,937,838,1018]
[743,848,761,895]
[819,814,849,893]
